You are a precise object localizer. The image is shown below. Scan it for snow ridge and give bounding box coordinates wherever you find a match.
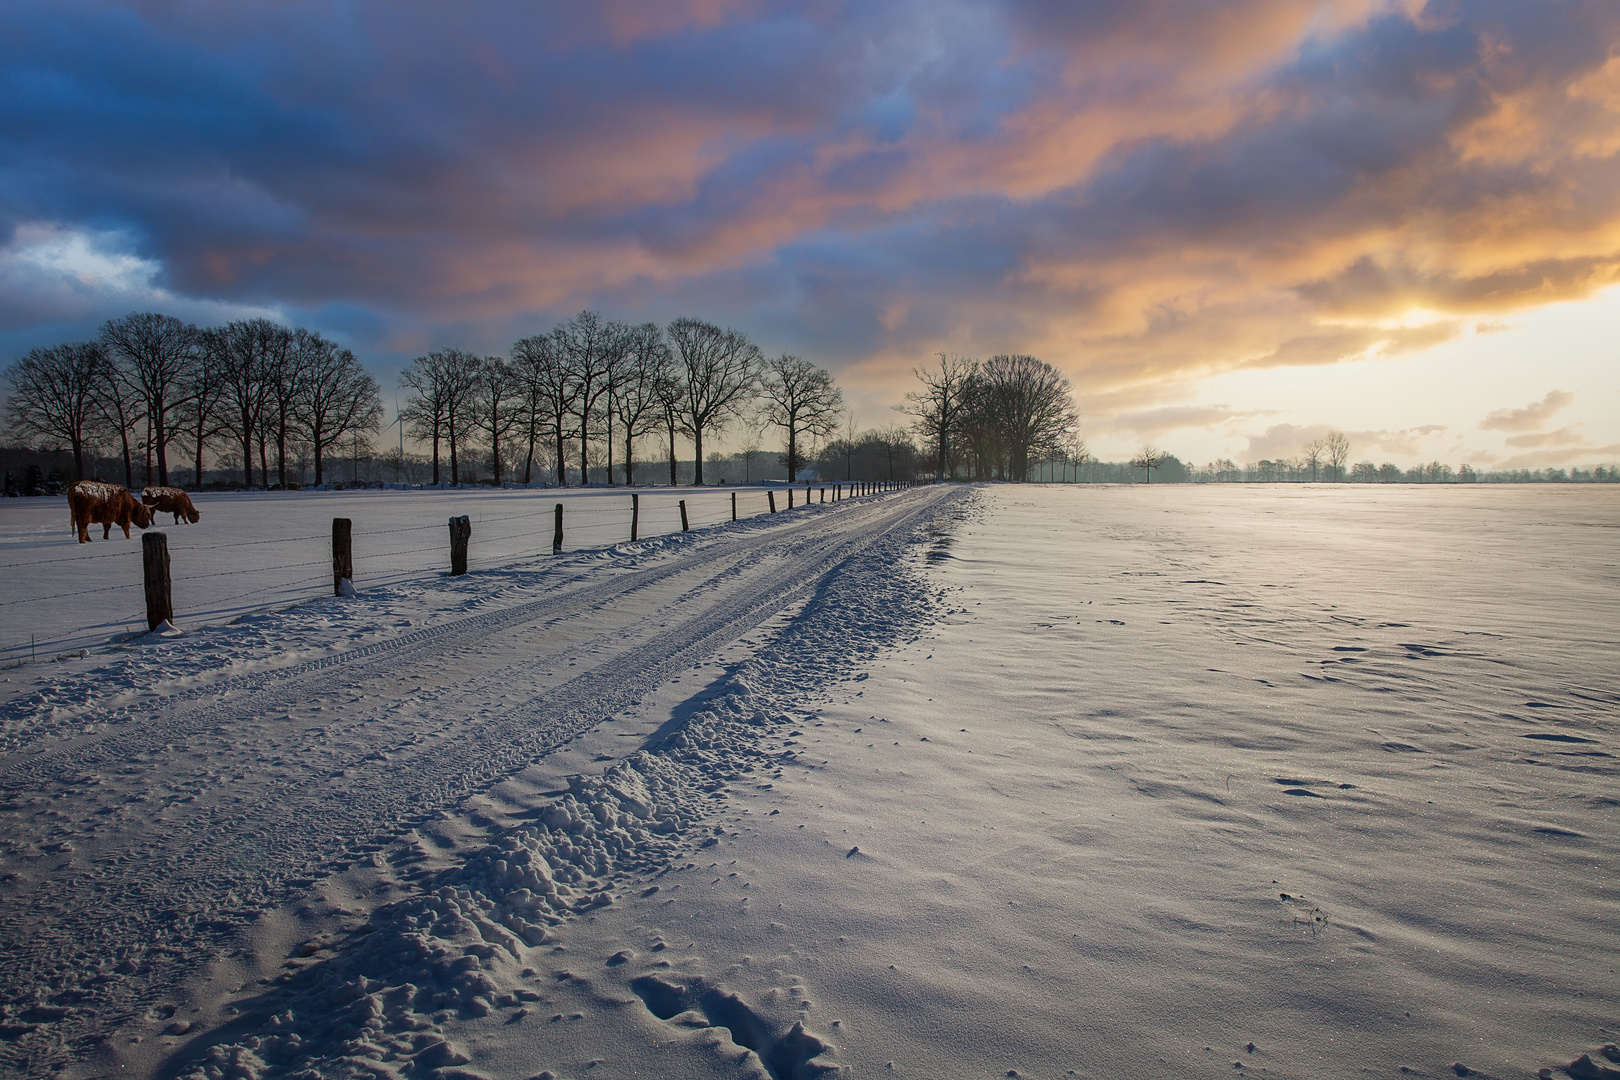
[169,488,966,1080]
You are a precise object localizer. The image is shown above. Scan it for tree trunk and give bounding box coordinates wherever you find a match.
[154,408,170,486]
[692,426,705,485]
[448,420,459,485]
[666,422,677,486]
[430,430,440,485]
[624,429,635,486]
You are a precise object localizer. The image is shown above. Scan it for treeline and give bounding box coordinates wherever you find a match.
[394,312,848,488]
[899,353,1080,482]
[2,313,381,488]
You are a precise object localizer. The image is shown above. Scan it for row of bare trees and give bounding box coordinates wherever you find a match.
[3,313,382,487]
[399,313,846,487]
[900,353,1080,482]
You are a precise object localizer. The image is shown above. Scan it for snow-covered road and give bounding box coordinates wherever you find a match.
[2,483,1615,1080]
[0,485,961,1078]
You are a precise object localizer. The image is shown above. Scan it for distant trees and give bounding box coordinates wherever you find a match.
[759,355,843,480]
[815,426,921,483]
[899,353,976,481]
[1324,431,1351,481]
[1131,445,1166,483]
[897,352,1078,482]
[2,342,107,482]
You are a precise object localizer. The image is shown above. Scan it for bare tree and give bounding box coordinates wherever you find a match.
[216,319,279,487]
[182,331,231,486]
[898,353,977,481]
[1301,438,1325,482]
[1324,431,1351,481]
[398,349,480,485]
[666,317,763,485]
[101,312,198,486]
[554,311,630,485]
[260,327,302,488]
[977,354,1078,482]
[510,333,575,486]
[296,335,382,485]
[870,423,918,482]
[1131,444,1166,483]
[3,342,108,481]
[759,354,843,481]
[611,323,673,486]
[473,356,521,485]
[400,353,450,485]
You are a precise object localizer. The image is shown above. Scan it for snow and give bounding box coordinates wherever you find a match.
[0,485,814,663]
[0,483,1616,1080]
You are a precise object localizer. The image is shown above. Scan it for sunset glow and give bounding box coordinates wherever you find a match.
[3,0,1617,468]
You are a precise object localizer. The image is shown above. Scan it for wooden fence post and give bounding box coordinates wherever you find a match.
[679,499,689,531]
[449,515,471,576]
[631,492,639,542]
[332,517,353,596]
[731,491,737,522]
[787,488,794,509]
[142,531,173,631]
[553,503,564,554]
[767,491,776,513]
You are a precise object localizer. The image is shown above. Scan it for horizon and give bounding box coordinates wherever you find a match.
[3,2,1619,472]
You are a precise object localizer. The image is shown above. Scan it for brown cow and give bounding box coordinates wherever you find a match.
[142,486,200,525]
[68,480,153,543]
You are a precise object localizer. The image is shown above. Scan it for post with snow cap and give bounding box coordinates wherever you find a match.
[142,531,173,632]
[767,491,776,513]
[448,515,471,576]
[631,492,640,542]
[332,518,353,596]
[679,499,689,531]
[553,503,564,554]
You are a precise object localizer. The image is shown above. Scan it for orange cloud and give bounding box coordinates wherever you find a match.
[1481,390,1575,431]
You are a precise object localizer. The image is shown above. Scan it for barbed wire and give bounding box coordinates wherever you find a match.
[0,578,143,609]
[0,545,142,570]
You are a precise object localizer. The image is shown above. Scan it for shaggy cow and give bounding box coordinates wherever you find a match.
[68,480,153,543]
[142,486,200,525]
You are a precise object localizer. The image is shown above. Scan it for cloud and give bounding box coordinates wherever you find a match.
[1240,422,1449,463]
[0,0,1618,405]
[1480,389,1575,431]
[1102,403,1273,437]
[0,222,281,352]
[1504,425,1585,449]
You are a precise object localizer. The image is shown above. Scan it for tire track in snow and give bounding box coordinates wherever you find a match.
[0,500,850,766]
[0,487,959,1077]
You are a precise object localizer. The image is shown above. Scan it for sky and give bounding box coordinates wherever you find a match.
[2,0,1618,469]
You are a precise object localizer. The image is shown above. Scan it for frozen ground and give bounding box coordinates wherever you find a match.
[0,484,1616,1080]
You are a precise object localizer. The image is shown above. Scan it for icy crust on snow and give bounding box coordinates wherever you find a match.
[175,493,963,1080]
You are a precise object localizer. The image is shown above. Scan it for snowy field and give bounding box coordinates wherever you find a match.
[0,484,1616,1080]
[0,485,809,663]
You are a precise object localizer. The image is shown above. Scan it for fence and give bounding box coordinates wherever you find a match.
[0,480,915,664]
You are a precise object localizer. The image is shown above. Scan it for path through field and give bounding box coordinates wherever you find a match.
[0,485,959,1078]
